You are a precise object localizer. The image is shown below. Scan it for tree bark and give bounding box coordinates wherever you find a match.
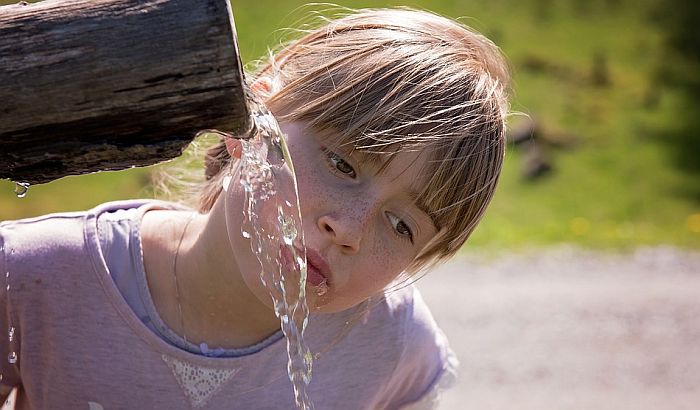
[0,0,251,184]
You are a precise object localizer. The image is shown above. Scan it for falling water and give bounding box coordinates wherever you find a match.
[234,100,315,409]
[3,245,18,375]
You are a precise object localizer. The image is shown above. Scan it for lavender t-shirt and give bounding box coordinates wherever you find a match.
[1,200,457,409]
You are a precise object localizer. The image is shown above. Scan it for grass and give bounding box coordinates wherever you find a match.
[1,0,698,250]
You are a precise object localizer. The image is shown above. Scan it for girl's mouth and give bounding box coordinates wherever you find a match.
[301,247,332,291]
[305,263,328,288]
[280,246,331,288]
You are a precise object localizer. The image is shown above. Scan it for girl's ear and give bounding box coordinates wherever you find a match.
[224,137,242,159]
[251,76,274,98]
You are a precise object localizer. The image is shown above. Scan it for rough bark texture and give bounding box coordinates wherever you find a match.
[0,0,251,184]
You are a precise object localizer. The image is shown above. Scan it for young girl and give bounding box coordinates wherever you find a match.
[0,7,508,409]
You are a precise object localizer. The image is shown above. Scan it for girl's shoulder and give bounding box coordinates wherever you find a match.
[1,201,128,257]
[376,284,441,339]
[0,199,180,251]
[0,199,171,288]
[384,285,458,407]
[309,284,442,365]
[1,208,89,263]
[359,285,458,408]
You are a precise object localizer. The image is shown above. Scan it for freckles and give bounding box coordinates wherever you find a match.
[306,177,327,200]
[299,176,329,210]
[293,154,323,198]
[366,243,402,282]
[298,172,344,210]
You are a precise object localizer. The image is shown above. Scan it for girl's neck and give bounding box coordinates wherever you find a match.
[141,200,280,349]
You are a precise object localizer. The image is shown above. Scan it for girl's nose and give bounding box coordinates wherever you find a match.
[317,213,363,254]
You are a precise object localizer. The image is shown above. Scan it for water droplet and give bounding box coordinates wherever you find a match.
[7,352,17,364]
[8,327,14,342]
[278,210,297,245]
[241,230,251,239]
[13,182,30,198]
[315,281,329,296]
[222,174,232,191]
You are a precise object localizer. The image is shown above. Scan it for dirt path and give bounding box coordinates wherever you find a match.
[417,246,700,410]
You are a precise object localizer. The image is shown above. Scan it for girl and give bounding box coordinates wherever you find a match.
[0,7,509,409]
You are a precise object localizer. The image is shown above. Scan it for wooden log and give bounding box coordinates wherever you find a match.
[0,0,251,185]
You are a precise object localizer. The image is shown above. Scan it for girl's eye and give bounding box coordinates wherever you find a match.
[387,212,414,243]
[326,150,356,178]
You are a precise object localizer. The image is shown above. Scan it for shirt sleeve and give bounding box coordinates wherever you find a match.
[0,227,22,390]
[380,289,459,410]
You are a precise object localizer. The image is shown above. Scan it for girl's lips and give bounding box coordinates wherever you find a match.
[305,263,327,287]
[301,247,331,286]
[280,246,331,287]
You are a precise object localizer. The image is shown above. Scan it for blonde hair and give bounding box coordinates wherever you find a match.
[199,7,510,270]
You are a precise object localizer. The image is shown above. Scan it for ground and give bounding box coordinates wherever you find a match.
[417,246,700,410]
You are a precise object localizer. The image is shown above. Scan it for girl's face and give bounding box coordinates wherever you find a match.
[225,121,437,313]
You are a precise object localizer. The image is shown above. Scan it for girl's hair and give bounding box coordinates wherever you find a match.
[199,7,510,271]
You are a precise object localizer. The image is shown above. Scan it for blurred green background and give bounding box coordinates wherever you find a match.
[1,0,698,250]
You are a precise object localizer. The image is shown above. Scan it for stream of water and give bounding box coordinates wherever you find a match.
[234,100,315,409]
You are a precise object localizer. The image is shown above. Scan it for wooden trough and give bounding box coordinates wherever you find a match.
[0,0,251,185]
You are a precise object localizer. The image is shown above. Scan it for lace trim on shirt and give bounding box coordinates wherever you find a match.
[400,347,459,410]
[162,354,240,408]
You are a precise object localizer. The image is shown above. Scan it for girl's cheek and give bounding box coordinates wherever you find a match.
[302,167,331,201]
